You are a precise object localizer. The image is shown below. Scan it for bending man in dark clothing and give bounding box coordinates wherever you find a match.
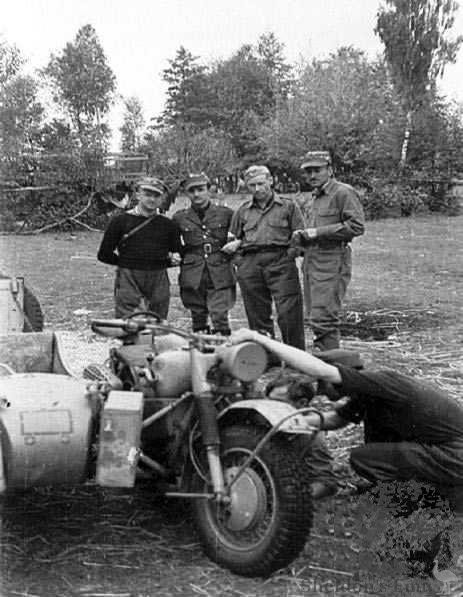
[230,328,463,513]
[97,177,182,319]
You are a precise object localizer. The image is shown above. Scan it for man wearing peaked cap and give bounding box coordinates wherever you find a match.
[224,164,306,352]
[230,328,463,515]
[97,175,182,318]
[293,150,365,351]
[172,173,235,335]
[138,176,168,194]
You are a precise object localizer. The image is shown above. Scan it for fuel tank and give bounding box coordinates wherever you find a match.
[0,373,93,492]
[152,349,192,396]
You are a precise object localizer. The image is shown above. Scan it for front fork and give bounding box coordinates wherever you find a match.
[190,347,228,503]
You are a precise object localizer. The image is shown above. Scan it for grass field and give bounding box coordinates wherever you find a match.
[1,213,463,597]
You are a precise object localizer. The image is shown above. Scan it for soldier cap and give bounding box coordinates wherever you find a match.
[138,176,168,194]
[300,151,332,169]
[184,173,210,191]
[244,165,272,183]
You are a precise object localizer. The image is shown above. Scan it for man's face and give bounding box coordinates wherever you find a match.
[247,174,273,202]
[302,165,331,190]
[138,188,165,213]
[186,184,210,209]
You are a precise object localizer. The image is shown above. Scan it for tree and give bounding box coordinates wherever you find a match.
[0,40,43,182]
[120,96,145,151]
[45,24,116,142]
[144,122,235,180]
[260,48,402,177]
[0,38,23,86]
[256,32,293,97]
[207,42,281,158]
[160,46,212,127]
[375,0,463,167]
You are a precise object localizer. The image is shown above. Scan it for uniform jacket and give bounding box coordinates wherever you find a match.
[172,203,235,290]
[230,193,304,250]
[305,178,365,246]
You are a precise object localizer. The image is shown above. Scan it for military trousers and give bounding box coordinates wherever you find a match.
[180,268,236,334]
[235,248,305,349]
[350,440,463,514]
[303,245,352,351]
[114,267,170,319]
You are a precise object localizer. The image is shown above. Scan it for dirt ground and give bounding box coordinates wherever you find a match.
[1,213,463,597]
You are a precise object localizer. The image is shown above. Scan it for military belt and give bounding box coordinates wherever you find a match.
[241,245,289,255]
[184,243,220,256]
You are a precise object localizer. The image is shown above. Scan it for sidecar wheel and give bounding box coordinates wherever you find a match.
[191,425,313,577]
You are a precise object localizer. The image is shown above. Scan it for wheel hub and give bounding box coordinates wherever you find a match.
[224,466,267,532]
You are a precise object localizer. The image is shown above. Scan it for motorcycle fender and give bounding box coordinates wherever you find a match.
[218,399,316,435]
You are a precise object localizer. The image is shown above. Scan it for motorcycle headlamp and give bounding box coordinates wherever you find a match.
[216,342,267,382]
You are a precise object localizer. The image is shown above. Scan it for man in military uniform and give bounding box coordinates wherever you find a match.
[173,173,235,335]
[225,165,305,350]
[97,177,182,319]
[294,151,365,351]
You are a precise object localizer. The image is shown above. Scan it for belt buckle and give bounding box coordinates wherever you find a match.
[203,243,212,255]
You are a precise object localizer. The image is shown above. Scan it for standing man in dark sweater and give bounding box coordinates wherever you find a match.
[173,173,235,335]
[97,177,182,319]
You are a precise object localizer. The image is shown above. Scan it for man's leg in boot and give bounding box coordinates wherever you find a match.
[180,280,209,332]
[208,285,236,336]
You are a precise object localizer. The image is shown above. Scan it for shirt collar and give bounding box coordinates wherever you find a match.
[315,178,335,197]
[250,192,282,209]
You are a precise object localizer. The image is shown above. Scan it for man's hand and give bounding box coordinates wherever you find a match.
[169,252,182,267]
[230,328,259,345]
[221,239,242,255]
[292,228,318,244]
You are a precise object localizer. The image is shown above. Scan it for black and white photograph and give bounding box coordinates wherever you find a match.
[1,1,463,595]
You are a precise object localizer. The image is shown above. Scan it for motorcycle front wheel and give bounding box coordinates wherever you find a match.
[191,424,314,577]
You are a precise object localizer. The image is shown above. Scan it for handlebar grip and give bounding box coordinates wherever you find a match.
[91,318,128,328]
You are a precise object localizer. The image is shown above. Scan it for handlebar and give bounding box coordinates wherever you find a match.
[90,318,229,344]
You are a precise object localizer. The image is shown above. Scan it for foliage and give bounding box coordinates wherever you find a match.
[360,178,429,219]
[44,24,116,141]
[261,47,403,176]
[120,96,145,151]
[155,34,294,162]
[375,0,463,166]
[0,40,44,182]
[143,122,236,180]
[159,46,212,128]
[0,38,23,86]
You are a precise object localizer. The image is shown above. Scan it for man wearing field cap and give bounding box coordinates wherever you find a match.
[173,173,235,335]
[97,176,182,318]
[225,164,305,350]
[293,151,365,351]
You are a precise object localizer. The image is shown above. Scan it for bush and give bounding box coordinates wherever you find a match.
[360,180,428,220]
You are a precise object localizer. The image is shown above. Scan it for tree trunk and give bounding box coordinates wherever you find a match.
[399,110,412,170]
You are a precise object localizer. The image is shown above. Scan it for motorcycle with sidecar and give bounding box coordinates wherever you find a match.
[0,313,318,577]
